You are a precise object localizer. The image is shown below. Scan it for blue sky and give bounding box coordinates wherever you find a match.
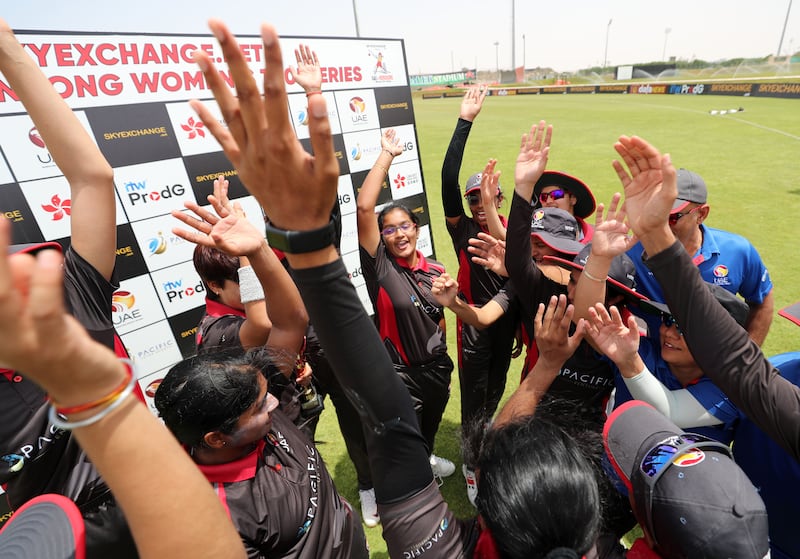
[5,0,798,73]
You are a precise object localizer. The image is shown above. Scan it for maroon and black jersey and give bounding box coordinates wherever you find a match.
[195,298,247,353]
[197,410,367,559]
[0,247,118,508]
[447,215,509,306]
[360,244,447,367]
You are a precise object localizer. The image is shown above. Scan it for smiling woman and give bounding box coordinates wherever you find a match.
[356,128,456,483]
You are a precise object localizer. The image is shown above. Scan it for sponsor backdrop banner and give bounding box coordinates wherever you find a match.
[0,31,432,414]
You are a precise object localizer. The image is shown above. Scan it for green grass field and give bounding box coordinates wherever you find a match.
[315,92,800,557]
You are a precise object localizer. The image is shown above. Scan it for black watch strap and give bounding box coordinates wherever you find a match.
[264,218,337,254]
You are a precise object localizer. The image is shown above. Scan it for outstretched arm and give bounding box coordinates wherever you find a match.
[0,218,245,559]
[356,128,403,256]
[172,177,307,369]
[494,295,584,427]
[572,193,635,321]
[0,21,116,279]
[441,85,488,223]
[479,159,507,240]
[615,135,800,460]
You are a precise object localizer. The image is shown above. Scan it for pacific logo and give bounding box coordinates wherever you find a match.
[297,108,309,126]
[350,144,362,161]
[349,97,366,114]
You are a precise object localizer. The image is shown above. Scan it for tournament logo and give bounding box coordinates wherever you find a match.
[180,116,205,139]
[367,46,394,82]
[531,209,545,230]
[41,194,71,221]
[713,265,729,278]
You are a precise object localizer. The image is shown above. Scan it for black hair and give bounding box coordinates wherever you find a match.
[475,410,601,558]
[376,203,420,232]
[154,348,290,448]
[192,245,239,302]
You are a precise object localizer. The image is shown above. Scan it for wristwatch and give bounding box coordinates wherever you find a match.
[264,218,337,254]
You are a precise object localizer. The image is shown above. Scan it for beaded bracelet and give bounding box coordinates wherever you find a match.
[374,163,389,175]
[50,359,134,415]
[49,361,138,430]
[305,90,322,98]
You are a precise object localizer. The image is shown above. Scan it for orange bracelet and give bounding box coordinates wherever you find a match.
[51,361,134,416]
[305,90,322,98]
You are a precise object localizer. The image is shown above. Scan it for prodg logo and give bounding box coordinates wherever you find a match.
[149,260,207,318]
[113,158,196,222]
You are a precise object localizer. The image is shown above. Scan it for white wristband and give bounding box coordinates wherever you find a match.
[237,265,265,304]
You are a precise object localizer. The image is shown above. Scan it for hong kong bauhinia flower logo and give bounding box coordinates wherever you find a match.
[41,194,71,221]
[393,173,406,188]
[181,117,206,139]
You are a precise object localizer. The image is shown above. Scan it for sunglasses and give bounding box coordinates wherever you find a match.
[661,314,684,335]
[668,205,703,226]
[637,432,731,546]
[381,221,414,237]
[538,188,567,204]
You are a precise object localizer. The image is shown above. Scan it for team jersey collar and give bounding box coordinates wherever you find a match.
[204,298,247,319]
[395,250,430,272]
[197,439,266,483]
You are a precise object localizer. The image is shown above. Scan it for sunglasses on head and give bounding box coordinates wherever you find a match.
[668,205,703,226]
[538,188,567,204]
[381,221,414,236]
[661,314,684,335]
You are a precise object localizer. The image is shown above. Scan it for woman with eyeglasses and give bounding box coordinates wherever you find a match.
[356,128,455,481]
[533,171,596,243]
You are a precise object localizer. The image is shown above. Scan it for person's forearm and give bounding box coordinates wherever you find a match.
[572,253,611,321]
[623,366,721,428]
[446,298,494,329]
[441,119,472,218]
[744,293,774,346]
[73,398,246,559]
[494,356,559,427]
[646,241,800,460]
[248,241,307,357]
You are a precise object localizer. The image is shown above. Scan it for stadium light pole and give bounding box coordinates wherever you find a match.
[351,0,361,37]
[777,0,793,58]
[603,19,612,68]
[494,41,500,82]
[662,27,672,61]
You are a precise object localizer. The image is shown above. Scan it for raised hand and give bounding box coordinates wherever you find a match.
[172,176,264,257]
[459,84,488,122]
[585,303,641,370]
[381,128,403,157]
[468,232,508,277]
[591,193,636,258]
[190,20,338,234]
[533,294,585,370]
[288,44,322,93]
[611,136,677,241]
[431,273,459,308]
[514,120,553,201]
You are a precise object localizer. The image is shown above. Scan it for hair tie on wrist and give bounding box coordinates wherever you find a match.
[582,268,607,283]
[305,90,322,97]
